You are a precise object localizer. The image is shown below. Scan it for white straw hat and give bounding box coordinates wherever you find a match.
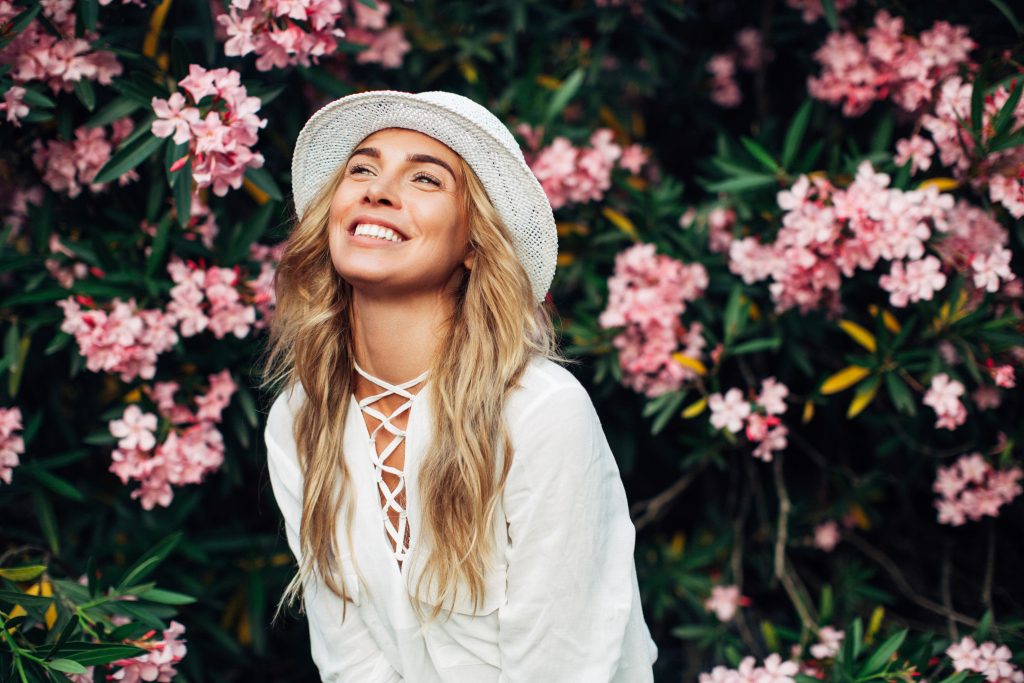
[290,90,558,304]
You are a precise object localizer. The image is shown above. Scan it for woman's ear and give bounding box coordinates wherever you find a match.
[463,248,476,271]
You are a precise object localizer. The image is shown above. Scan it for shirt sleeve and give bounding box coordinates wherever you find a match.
[497,381,650,682]
[265,388,403,683]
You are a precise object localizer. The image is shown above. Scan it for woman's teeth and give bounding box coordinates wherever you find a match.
[353,224,404,242]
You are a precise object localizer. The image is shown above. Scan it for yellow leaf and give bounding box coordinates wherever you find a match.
[669,532,685,557]
[143,0,173,60]
[681,397,707,418]
[536,74,561,90]
[848,503,871,530]
[242,176,268,206]
[846,376,879,418]
[867,606,885,642]
[802,400,814,424]
[457,60,478,84]
[631,110,645,138]
[556,252,575,266]
[820,365,871,395]
[123,388,143,403]
[748,299,761,321]
[867,305,901,334]
[917,177,959,192]
[556,222,589,236]
[601,207,639,240]
[838,319,877,353]
[270,553,292,567]
[599,106,628,140]
[625,176,648,190]
[672,353,707,376]
[0,565,46,582]
[237,607,252,646]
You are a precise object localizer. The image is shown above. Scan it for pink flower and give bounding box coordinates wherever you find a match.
[786,0,855,24]
[110,620,187,683]
[109,405,158,451]
[946,636,1023,682]
[707,53,741,108]
[988,363,1015,389]
[894,135,935,174]
[0,85,30,126]
[810,626,845,659]
[757,377,789,415]
[971,246,1015,293]
[933,454,1022,527]
[618,144,648,174]
[751,424,788,462]
[813,521,840,552]
[704,585,746,622]
[709,388,751,433]
[529,129,624,209]
[759,654,799,683]
[0,407,25,485]
[923,373,966,430]
[151,92,201,145]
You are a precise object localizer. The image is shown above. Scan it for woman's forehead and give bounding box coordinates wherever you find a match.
[357,128,459,161]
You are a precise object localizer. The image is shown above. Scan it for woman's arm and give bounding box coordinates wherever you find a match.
[265,391,402,683]
[497,381,654,683]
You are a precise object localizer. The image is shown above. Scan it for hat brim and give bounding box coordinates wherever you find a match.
[290,90,556,304]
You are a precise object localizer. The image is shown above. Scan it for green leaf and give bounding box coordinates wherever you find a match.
[296,66,356,98]
[44,331,72,356]
[60,643,148,666]
[46,660,86,675]
[173,159,193,228]
[146,213,174,277]
[73,78,95,112]
[77,0,97,31]
[0,589,53,610]
[33,490,60,554]
[884,372,916,415]
[781,100,813,169]
[990,78,1023,142]
[85,95,141,128]
[937,671,971,683]
[856,628,907,677]
[740,137,779,172]
[971,63,987,143]
[0,565,46,581]
[137,588,196,605]
[22,467,86,502]
[818,585,833,623]
[244,166,283,202]
[651,390,687,435]
[116,532,184,590]
[0,4,41,50]
[723,283,748,345]
[821,0,838,29]
[91,133,163,185]
[227,202,275,265]
[19,88,56,109]
[728,337,780,356]
[702,174,776,193]
[987,0,1023,35]
[543,68,585,127]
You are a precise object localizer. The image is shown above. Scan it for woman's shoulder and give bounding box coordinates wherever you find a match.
[505,356,593,426]
[265,380,306,453]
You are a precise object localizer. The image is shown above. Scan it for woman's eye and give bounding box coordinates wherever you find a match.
[414,173,441,186]
[349,165,371,175]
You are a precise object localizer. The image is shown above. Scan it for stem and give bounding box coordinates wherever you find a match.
[730,473,760,656]
[630,464,707,531]
[982,519,996,619]
[772,453,817,631]
[941,540,957,642]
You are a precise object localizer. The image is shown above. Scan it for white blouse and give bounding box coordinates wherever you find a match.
[264,356,658,682]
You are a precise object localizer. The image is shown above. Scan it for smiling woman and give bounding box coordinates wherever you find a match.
[259,91,657,683]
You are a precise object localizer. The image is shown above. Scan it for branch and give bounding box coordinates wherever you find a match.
[845,532,979,629]
[630,464,707,531]
[772,453,817,631]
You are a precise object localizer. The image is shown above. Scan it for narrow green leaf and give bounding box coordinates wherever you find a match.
[173,159,193,228]
[856,628,907,677]
[987,0,1023,35]
[971,63,987,142]
[781,100,813,169]
[244,166,283,202]
[32,490,60,554]
[884,372,916,415]
[740,137,779,172]
[821,0,838,29]
[651,390,687,435]
[703,174,776,193]
[0,566,46,581]
[61,644,148,666]
[146,213,174,277]
[227,202,274,265]
[990,78,1023,142]
[77,0,97,31]
[85,95,140,128]
[19,88,56,109]
[22,467,86,502]
[723,283,747,345]
[116,532,184,590]
[44,331,72,356]
[73,78,95,112]
[728,337,780,356]
[543,68,585,126]
[91,133,163,185]
[46,660,86,675]
[137,588,197,605]
[0,5,41,50]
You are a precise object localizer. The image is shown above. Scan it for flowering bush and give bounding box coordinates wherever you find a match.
[0,0,1021,680]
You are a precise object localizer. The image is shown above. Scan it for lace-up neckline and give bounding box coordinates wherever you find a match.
[353,361,429,565]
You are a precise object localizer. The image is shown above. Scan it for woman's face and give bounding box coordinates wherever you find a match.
[328,128,473,300]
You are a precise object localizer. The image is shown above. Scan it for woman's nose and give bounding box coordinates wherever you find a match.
[364,173,400,207]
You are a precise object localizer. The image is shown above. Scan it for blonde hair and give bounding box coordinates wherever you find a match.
[260,134,567,623]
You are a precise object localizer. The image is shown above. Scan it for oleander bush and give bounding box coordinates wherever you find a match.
[0,0,1022,681]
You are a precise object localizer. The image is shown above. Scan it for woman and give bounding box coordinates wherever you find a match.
[260,90,657,682]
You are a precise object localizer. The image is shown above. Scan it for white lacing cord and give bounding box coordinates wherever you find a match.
[353,361,428,564]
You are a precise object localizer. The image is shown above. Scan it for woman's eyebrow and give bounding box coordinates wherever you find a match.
[349,147,458,180]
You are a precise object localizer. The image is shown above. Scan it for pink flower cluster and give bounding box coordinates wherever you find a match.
[109,620,188,683]
[525,128,648,209]
[946,637,1023,682]
[699,654,800,683]
[0,407,24,485]
[808,10,975,117]
[728,162,961,314]
[933,453,1023,526]
[704,585,748,622]
[0,184,43,241]
[31,118,138,198]
[150,64,267,197]
[707,28,772,108]
[45,235,91,288]
[920,76,1024,219]
[785,0,855,24]
[0,0,122,101]
[812,520,840,551]
[931,201,1016,298]
[247,242,287,331]
[167,257,258,339]
[708,377,789,461]
[57,296,179,382]
[213,0,409,71]
[923,373,966,430]
[109,371,235,509]
[598,243,708,397]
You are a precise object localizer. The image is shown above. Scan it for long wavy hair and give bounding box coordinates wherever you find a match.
[260,132,566,623]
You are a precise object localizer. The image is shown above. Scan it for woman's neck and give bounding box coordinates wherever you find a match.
[349,288,453,390]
